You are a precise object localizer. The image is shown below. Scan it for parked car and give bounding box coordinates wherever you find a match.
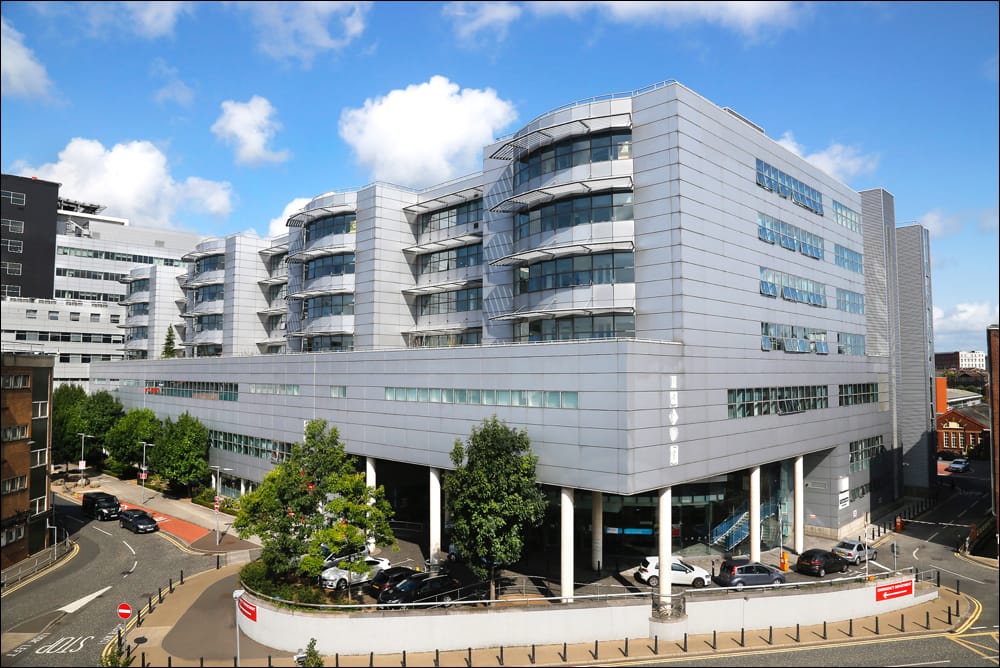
[119,509,158,534]
[712,558,786,589]
[634,556,711,588]
[321,555,390,590]
[377,573,462,607]
[81,491,120,521]
[368,566,418,596]
[794,549,849,576]
[947,458,971,473]
[831,539,877,565]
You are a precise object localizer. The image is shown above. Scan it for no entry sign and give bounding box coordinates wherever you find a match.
[117,603,133,619]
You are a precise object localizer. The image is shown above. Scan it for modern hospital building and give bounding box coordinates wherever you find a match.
[82,80,934,594]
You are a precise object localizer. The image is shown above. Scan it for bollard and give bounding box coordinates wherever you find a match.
[148,594,153,612]
[925,610,930,629]
[369,651,374,668]
[593,640,598,660]
[117,627,122,650]
[682,633,688,653]
[848,619,853,637]
[435,649,440,667]
[469,647,473,667]
[822,621,827,640]
[875,616,880,635]
[711,630,717,650]
[499,646,503,666]
[200,657,204,667]
[268,657,272,667]
[901,613,905,632]
[233,656,236,667]
[956,579,961,595]
[956,600,961,616]
[158,586,163,604]
[137,608,142,627]
[530,644,535,665]
[170,577,174,593]
[767,626,773,645]
[336,654,339,668]
[739,628,745,647]
[654,635,659,655]
[217,555,221,570]
[624,637,629,657]
[562,642,567,662]
[402,650,406,667]
[180,570,184,585]
[936,570,940,588]
[795,624,800,642]
[948,607,953,625]
[142,652,145,668]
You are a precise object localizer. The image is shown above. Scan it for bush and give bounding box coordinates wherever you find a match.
[102,457,131,479]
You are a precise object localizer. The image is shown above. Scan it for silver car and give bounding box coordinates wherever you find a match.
[832,539,876,564]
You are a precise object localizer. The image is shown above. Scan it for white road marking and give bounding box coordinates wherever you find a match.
[58,586,112,613]
[123,541,135,555]
[92,526,112,536]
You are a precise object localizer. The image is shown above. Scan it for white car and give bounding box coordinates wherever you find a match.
[634,556,711,588]
[321,555,390,590]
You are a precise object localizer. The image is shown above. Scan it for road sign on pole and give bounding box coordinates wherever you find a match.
[117,603,133,619]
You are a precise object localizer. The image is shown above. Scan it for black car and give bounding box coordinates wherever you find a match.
[369,566,418,596]
[119,509,158,534]
[377,573,461,607]
[795,549,849,577]
[713,558,786,589]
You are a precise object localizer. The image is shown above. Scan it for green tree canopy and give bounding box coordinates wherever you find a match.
[161,326,177,358]
[51,384,88,466]
[234,419,395,580]
[148,412,209,495]
[104,408,163,473]
[444,416,547,598]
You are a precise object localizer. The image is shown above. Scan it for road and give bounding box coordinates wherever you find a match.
[1,495,215,667]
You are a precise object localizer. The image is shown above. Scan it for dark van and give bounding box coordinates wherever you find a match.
[82,492,120,520]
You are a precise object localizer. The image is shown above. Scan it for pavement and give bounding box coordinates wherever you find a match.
[41,472,995,667]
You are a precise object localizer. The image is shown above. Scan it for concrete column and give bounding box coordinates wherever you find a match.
[749,466,761,563]
[658,487,672,611]
[794,456,804,554]
[591,491,603,572]
[366,457,376,488]
[239,479,245,496]
[561,487,574,603]
[429,468,442,563]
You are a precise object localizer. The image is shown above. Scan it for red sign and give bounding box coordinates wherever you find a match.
[214,502,220,511]
[237,596,257,622]
[875,579,913,601]
[139,472,147,480]
[117,603,132,619]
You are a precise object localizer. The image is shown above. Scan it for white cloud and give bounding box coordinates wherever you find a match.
[63,1,193,39]
[933,302,1000,340]
[267,198,313,238]
[777,131,879,183]
[977,208,999,235]
[12,137,233,227]
[529,1,804,37]
[211,96,290,166]
[151,58,194,107]
[234,1,370,66]
[918,209,962,239]
[121,1,193,38]
[1,17,54,99]
[339,76,517,188]
[443,2,523,43]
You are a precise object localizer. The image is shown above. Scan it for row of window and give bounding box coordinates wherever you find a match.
[304,253,356,281]
[838,383,878,406]
[418,288,482,315]
[245,383,301,396]
[58,353,118,364]
[514,191,634,241]
[1,526,25,548]
[194,315,223,332]
[194,255,225,273]
[832,201,862,234]
[514,251,634,295]
[1,285,20,297]
[838,333,866,356]
[834,245,864,274]
[418,244,482,275]
[757,212,824,260]
[385,386,579,409]
[418,199,483,235]
[835,289,865,314]
[126,303,149,317]
[755,159,824,215]
[139,380,239,401]
[26,310,118,323]
[727,385,830,418]
[759,268,828,307]
[2,373,30,389]
[2,424,29,441]
[301,334,354,352]
[61,267,128,283]
[209,430,293,463]
[1,475,27,495]
[10,329,124,344]
[126,327,148,341]
[58,246,186,267]
[55,290,122,302]
[2,218,24,233]
[760,322,829,354]
[303,294,354,319]
[515,131,632,188]
[1,189,26,205]
[194,284,225,303]
[849,435,885,472]
[411,330,483,347]
[513,313,635,342]
[304,212,356,243]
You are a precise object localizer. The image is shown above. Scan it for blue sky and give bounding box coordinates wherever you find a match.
[2,1,997,353]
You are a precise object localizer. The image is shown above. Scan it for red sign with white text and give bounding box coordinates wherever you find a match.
[875,579,913,601]
[238,596,257,622]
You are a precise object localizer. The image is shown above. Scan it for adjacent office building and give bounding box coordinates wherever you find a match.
[90,80,935,597]
[1,174,203,391]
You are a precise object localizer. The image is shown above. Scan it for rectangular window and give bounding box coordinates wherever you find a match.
[90,313,101,323]
[1,239,24,253]
[1,261,22,275]
[1,475,28,494]
[1,525,25,547]
[26,309,37,319]
[32,401,48,418]
[30,448,47,468]
[70,312,81,321]
[48,311,59,320]
[1,218,25,233]
[29,495,46,515]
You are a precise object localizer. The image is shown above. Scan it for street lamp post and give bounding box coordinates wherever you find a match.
[210,465,233,545]
[77,433,93,474]
[232,589,245,667]
[139,441,154,504]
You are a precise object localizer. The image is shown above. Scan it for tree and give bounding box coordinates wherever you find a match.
[302,638,323,667]
[161,326,178,359]
[148,412,209,496]
[103,409,163,475]
[234,419,395,581]
[59,391,125,469]
[444,416,547,600]
[51,384,88,468]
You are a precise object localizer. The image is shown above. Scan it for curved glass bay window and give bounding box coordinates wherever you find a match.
[419,244,482,275]
[515,251,634,295]
[304,253,356,280]
[513,313,635,342]
[419,199,482,235]
[303,293,354,319]
[418,287,482,315]
[302,334,354,352]
[127,279,150,296]
[304,212,356,243]
[194,284,225,303]
[515,191,633,241]
[514,131,632,188]
[195,255,225,273]
[194,314,223,332]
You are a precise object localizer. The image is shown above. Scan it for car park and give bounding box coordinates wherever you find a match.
[81,491,121,520]
[321,555,390,590]
[831,539,876,565]
[634,556,711,588]
[712,558,786,589]
[119,509,158,533]
[794,549,848,576]
[377,573,462,607]
[947,458,971,472]
[369,566,418,596]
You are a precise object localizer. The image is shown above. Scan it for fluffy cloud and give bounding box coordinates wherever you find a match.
[211,96,290,166]
[1,17,54,100]
[918,209,962,239]
[12,137,233,227]
[234,1,370,66]
[777,132,879,184]
[443,2,523,43]
[151,58,194,107]
[528,1,804,37]
[57,1,193,39]
[266,198,313,238]
[339,76,517,188]
[933,302,1000,351]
